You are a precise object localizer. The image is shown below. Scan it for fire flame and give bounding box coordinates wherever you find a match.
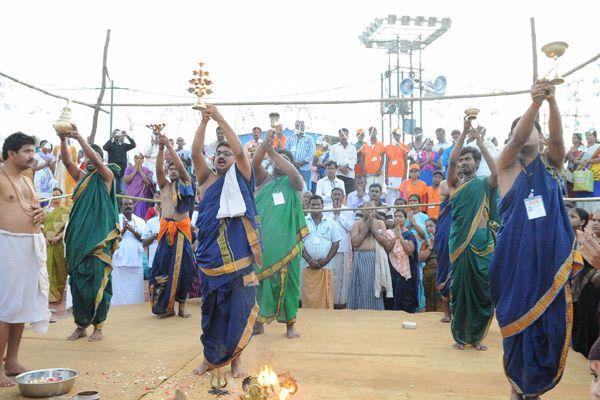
[279,387,290,400]
[257,365,278,387]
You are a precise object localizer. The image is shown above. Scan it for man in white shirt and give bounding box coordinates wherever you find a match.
[465,126,499,177]
[112,198,146,305]
[142,200,161,274]
[315,160,345,209]
[302,195,341,309]
[432,128,453,154]
[329,128,357,193]
[329,188,354,308]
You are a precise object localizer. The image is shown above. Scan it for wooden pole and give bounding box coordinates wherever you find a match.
[530,17,538,83]
[89,29,111,144]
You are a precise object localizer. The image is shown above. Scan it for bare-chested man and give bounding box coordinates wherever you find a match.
[149,133,196,319]
[191,105,260,378]
[347,201,394,310]
[0,132,49,387]
[61,125,120,342]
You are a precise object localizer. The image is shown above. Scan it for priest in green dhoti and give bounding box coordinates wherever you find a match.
[252,131,308,338]
[59,125,120,342]
[446,120,499,350]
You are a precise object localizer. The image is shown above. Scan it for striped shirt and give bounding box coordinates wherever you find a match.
[286,133,316,171]
[302,215,342,270]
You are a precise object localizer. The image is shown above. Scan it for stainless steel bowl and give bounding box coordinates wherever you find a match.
[14,368,78,398]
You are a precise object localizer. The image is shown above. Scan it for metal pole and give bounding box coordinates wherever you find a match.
[409,46,414,133]
[418,36,423,129]
[109,79,114,136]
[387,52,392,143]
[396,36,400,141]
[380,73,384,137]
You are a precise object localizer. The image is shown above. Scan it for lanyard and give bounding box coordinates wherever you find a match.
[518,158,536,197]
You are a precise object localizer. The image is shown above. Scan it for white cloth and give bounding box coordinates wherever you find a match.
[0,229,50,333]
[466,138,499,177]
[329,142,357,178]
[111,266,145,305]
[332,206,354,253]
[385,176,404,204]
[332,252,352,305]
[143,144,159,185]
[315,177,346,209]
[141,216,160,268]
[582,143,600,160]
[432,141,452,153]
[113,214,146,267]
[217,166,246,219]
[111,214,146,306]
[374,238,393,298]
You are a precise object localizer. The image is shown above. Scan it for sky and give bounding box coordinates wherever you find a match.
[1,0,599,152]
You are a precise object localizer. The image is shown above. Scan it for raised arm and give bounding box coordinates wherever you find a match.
[155,135,169,189]
[60,136,84,182]
[269,148,304,191]
[472,127,498,188]
[496,81,550,171]
[162,134,191,183]
[66,125,113,187]
[252,133,269,186]
[191,112,213,184]
[123,133,137,151]
[204,105,251,181]
[545,84,565,169]
[447,119,470,190]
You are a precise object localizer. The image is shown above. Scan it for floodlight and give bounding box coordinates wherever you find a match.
[427,17,437,27]
[415,16,425,26]
[400,15,411,25]
[387,14,397,24]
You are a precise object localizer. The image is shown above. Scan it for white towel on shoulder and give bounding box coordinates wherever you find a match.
[216,166,246,219]
[374,238,393,298]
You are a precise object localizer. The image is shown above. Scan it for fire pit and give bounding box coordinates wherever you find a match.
[240,366,298,400]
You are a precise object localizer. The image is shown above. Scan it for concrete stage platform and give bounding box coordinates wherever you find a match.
[1,299,591,399]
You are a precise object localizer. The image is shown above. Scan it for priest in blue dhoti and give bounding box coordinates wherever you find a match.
[489,80,584,399]
[191,105,261,378]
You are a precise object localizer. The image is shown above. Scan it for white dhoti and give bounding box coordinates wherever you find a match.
[0,229,50,333]
[111,265,145,305]
[332,252,352,305]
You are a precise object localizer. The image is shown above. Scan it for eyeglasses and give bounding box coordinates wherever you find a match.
[216,150,234,157]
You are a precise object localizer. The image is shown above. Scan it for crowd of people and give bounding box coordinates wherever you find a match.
[2,80,600,399]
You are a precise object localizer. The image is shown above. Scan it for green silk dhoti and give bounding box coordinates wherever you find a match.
[449,176,498,345]
[65,166,120,328]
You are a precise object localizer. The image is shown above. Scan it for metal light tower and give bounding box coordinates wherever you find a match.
[359,15,451,141]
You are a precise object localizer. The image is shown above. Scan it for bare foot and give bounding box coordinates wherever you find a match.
[440,315,451,323]
[0,369,14,387]
[510,388,524,400]
[67,327,87,341]
[231,357,245,378]
[472,343,488,351]
[4,361,27,377]
[252,322,264,336]
[178,304,191,318]
[88,328,103,342]
[193,358,213,376]
[452,343,465,350]
[286,323,300,339]
[157,311,176,319]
